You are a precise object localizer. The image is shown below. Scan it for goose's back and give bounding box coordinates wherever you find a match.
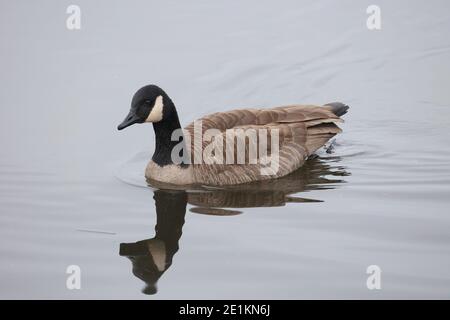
[184,104,345,186]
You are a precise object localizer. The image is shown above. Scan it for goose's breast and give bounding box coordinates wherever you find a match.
[145,160,195,185]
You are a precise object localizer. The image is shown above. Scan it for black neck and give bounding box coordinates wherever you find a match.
[151,106,186,166]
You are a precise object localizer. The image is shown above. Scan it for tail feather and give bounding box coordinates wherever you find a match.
[324,102,349,117]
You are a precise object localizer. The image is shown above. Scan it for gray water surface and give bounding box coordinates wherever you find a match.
[1,0,450,299]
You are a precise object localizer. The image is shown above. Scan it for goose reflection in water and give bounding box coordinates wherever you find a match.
[119,157,349,295]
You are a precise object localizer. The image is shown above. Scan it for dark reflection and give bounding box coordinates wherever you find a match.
[119,190,187,295]
[187,158,349,215]
[120,157,349,294]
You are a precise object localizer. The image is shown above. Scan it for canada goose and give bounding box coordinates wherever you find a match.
[118,85,349,186]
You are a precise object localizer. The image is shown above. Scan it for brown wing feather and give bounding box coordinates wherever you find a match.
[184,105,344,185]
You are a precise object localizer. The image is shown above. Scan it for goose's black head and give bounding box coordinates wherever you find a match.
[118,85,175,130]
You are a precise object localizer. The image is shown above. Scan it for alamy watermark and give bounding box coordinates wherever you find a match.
[170,120,280,175]
[366,5,381,30]
[66,265,81,290]
[366,265,382,290]
[66,5,81,30]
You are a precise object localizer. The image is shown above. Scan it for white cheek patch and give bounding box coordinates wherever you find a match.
[146,95,164,122]
[147,239,166,271]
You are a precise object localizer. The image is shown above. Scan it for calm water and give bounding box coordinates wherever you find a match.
[1,0,450,299]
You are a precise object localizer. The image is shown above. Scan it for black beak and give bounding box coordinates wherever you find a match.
[118,112,141,130]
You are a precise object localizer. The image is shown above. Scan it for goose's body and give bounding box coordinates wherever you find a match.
[118,85,349,186]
